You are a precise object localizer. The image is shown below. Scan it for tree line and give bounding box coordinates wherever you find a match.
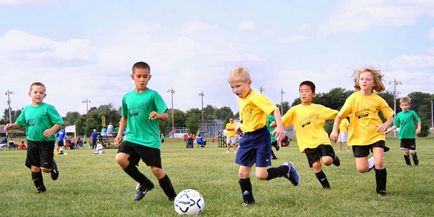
[2,89,433,137]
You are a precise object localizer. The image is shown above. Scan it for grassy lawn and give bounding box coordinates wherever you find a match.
[0,137,433,217]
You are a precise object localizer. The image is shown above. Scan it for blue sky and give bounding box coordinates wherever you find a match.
[1,0,434,116]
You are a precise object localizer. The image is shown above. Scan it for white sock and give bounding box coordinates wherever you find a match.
[368,157,375,170]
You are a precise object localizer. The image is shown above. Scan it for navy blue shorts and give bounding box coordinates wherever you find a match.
[235,127,271,167]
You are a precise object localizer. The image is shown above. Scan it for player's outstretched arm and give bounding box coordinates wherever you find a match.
[330,116,341,142]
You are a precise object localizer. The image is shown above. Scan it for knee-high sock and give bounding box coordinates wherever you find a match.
[239,178,255,204]
[159,175,177,200]
[375,168,387,193]
[123,163,153,187]
[315,171,330,189]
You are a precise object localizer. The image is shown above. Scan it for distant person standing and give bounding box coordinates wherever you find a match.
[91,129,98,149]
[4,82,63,193]
[337,118,350,152]
[56,126,66,154]
[225,118,238,153]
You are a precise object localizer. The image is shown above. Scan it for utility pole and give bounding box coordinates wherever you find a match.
[259,86,265,94]
[280,89,285,114]
[389,79,402,137]
[198,91,204,132]
[431,99,433,128]
[167,88,175,137]
[5,89,14,124]
[82,98,91,136]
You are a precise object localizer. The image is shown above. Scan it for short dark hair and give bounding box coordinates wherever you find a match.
[29,82,46,92]
[299,80,316,93]
[132,61,151,73]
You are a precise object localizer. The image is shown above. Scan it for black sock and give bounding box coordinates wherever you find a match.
[375,168,387,193]
[412,153,419,165]
[315,171,330,189]
[271,150,277,159]
[31,171,44,190]
[123,163,153,187]
[239,178,255,204]
[266,165,287,180]
[159,175,177,200]
[404,155,411,165]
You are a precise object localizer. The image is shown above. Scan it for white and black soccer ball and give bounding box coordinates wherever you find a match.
[174,189,205,215]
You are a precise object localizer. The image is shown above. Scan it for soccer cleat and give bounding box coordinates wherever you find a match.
[134,183,154,201]
[283,162,300,186]
[333,155,341,167]
[37,185,46,193]
[368,157,375,172]
[377,190,387,197]
[51,159,59,180]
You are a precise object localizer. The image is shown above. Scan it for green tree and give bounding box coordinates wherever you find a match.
[64,112,80,126]
[407,92,433,137]
[185,108,201,134]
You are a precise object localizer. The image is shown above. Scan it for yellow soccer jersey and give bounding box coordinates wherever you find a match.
[339,118,349,133]
[238,90,276,133]
[225,122,237,137]
[282,103,337,152]
[338,92,394,146]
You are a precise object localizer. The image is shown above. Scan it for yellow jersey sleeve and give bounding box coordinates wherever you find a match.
[238,90,277,132]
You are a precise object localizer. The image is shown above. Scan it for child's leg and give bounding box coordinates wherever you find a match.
[410,150,418,166]
[239,166,254,204]
[115,153,154,188]
[151,167,177,201]
[338,142,342,152]
[372,147,387,195]
[403,149,411,166]
[354,157,370,173]
[31,166,46,193]
[312,161,330,189]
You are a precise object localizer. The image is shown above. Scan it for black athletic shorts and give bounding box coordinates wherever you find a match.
[304,145,336,167]
[400,139,416,150]
[117,141,162,168]
[57,140,64,147]
[25,140,55,169]
[352,140,386,158]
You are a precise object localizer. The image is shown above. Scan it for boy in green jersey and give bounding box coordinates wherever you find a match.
[4,82,63,193]
[114,61,177,201]
[386,96,421,166]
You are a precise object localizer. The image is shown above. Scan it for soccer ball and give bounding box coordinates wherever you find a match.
[174,189,205,215]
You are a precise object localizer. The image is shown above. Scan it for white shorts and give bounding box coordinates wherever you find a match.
[337,132,348,143]
[226,136,237,145]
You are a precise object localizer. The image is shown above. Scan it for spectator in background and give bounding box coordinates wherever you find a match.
[19,141,27,150]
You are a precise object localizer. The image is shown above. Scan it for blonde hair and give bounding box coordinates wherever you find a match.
[228,67,251,84]
[353,67,385,92]
[400,96,411,104]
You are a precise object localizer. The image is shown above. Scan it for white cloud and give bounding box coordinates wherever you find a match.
[238,21,256,30]
[427,27,434,39]
[319,0,434,34]
[178,21,217,34]
[0,30,97,66]
[387,47,434,70]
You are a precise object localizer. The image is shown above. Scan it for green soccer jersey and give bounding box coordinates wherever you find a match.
[121,89,167,149]
[393,110,420,139]
[16,103,64,142]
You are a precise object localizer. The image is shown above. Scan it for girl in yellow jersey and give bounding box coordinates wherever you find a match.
[330,67,394,196]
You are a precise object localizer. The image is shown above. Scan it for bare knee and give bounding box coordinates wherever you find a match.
[115,153,129,168]
[312,161,322,173]
[151,167,165,179]
[322,156,333,166]
[255,174,268,180]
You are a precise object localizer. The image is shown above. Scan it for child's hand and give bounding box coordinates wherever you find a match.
[149,111,158,120]
[43,129,54,137]
[273,125,285,141]
[376,123,388,133]
[270,121,276,127]
[416,128,421,135]
[330,130,338,142]
[4,123,13,131]
[114,136,122,147]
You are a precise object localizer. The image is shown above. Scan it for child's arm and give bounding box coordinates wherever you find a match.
[384,125,397,134]
[377,116,394,133]
[43,124,62,138]
[3,123,20,131]
[271,109,285,141]
[330,116,342,142]
[149,111,168,120]
[114,117,127,146]
[416,120,421,135]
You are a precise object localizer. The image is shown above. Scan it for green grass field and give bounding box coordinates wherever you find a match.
[1,137,433,217]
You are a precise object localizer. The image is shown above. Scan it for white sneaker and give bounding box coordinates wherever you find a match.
[368,157,375,171]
